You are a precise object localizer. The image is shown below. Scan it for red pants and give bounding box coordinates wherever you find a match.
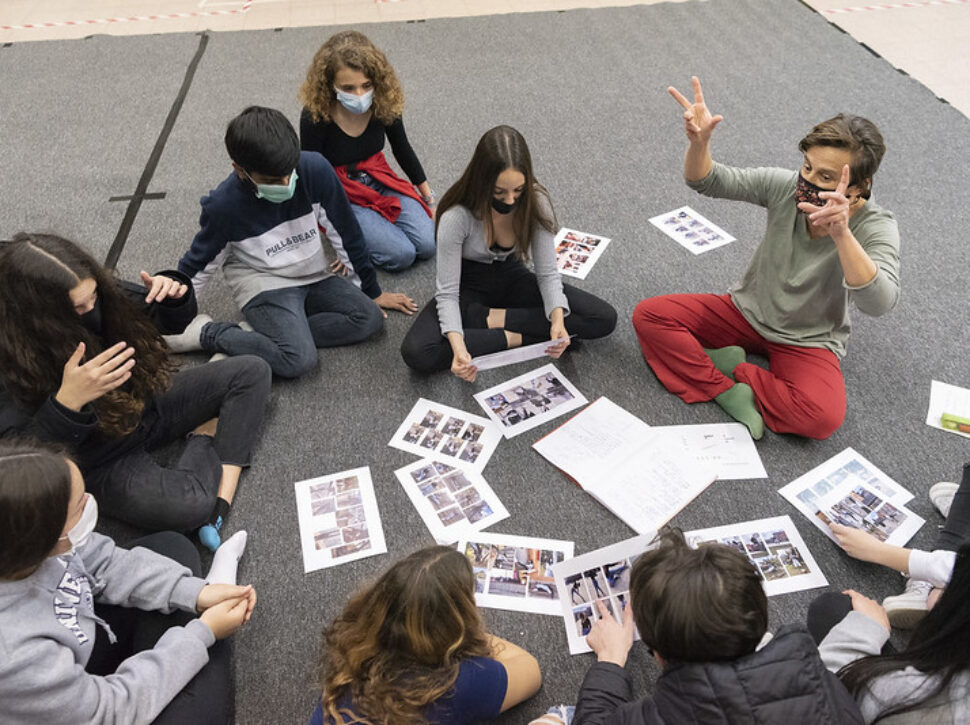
[632,294,846,439]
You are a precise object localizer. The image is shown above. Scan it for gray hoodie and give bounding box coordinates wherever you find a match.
[0,533,211,724]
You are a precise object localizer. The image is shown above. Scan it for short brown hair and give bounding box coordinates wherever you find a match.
[798,113,885,198]
[630,528,768,663]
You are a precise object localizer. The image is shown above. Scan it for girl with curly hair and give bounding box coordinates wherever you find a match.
[400,125,617,381]
[0,233,271,549]
[299,30,435,272]
[311,545,542,724]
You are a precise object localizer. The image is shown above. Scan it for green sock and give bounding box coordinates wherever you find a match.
[704,346,746,380]
[714,383,764,440]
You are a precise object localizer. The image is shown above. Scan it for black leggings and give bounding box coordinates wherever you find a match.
[85,532,232,725]
[400,257,617,373]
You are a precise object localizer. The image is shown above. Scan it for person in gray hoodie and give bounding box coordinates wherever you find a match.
[0,440,256,724]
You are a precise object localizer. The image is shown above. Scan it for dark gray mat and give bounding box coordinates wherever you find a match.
[3,0,970,722]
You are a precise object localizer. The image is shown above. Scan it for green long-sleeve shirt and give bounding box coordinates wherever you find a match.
[688,162,900,357]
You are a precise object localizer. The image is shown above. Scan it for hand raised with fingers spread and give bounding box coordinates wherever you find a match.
[668,76,723,145]
[140,271,188,304]
[56,341,136,411]
[797,164,853,239]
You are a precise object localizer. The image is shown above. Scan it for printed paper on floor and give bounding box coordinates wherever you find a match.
[649,423,767,480]
[779,448,923,547]
[295,466,387,573]
[925,379,970,439]
[394,458,509,544]
[389,398,502,473]
[457,532,574,616]
[649,205,735,255]
[554,228,611,279]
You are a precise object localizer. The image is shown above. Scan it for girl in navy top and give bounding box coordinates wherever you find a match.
[312,545,541,724]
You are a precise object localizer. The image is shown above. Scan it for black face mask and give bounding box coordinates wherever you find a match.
[79,297,103,335]
[491,197,517,215]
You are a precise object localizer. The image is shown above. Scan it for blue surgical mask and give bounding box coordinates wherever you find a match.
[247,169,298,203]
[334,87,374,115]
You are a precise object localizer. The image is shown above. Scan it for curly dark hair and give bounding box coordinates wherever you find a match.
[318,545,493,724]
[0,233,174,438]
[299,30,405,125]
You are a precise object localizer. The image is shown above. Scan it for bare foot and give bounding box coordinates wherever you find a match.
[193,417,219,438]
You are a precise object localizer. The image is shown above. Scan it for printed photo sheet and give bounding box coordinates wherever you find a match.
[473,363,587,439]
[457,532,574,616]
[779,448,923,547]
[295,466,387,573]
[685,516,828,596]
[394,458,509,544]
[649,423,767,480]
[554,228,611,280]
[533,397,717,533]
[648,205,736,255]
[552,534,657,654]
[925,380,970,439]
[389,398,502,473]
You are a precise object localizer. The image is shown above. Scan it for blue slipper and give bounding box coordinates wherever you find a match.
[199,516,223,552]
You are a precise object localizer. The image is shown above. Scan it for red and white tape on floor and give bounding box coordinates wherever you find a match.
[1,0,252,32]
[824,0,967,15]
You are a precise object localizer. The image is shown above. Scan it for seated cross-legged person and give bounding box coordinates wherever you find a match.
[633,77,899,440]
[167,105,417,379]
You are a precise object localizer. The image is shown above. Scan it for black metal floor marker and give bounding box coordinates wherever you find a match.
[103,31,209,270]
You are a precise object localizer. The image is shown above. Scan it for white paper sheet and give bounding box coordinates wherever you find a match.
[388,398,502,473]
[473,364,587,439]
[554,228,611,279]
[649,423,767,480]
[551,534,657,654]
[926,379,970,439]
[470,337,574,372]
[533,397,718,533]
[394,459,509,544]
[779,448,923,547]
[648,205,736,255]
[456,532,574,615]
[685,516,828,596]
[294,466,387,573]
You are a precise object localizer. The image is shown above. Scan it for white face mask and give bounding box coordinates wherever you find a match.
[60,495,98,551]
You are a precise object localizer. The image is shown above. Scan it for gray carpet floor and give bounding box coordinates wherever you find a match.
[2,0,969,722]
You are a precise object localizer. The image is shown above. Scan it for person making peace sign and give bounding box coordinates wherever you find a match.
[633,77,900,440]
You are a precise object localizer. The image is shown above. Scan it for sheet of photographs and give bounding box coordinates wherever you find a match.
[294,466,387,573]
[473,363,588,439]
[389,398,502,474]
[685,515,828,596]
[394,458,509,545]
[779,447,924,547]
[648,205,736,255]
[456,532,575,616]
[553,228,611,280]
[552,533,657,654]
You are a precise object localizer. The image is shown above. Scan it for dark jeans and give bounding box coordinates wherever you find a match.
[806,592,895,654]
[86,532,232,725]
[400,257,617,372]
[85,356,271,531]
[934,461,970,552]
[202,277,384,379]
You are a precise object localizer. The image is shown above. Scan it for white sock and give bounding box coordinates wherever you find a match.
[206,530,248,585]
[163,314,213,353]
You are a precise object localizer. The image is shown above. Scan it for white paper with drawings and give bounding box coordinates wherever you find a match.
[648,423,767,480]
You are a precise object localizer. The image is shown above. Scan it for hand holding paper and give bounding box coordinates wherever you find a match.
[587,599,636,667]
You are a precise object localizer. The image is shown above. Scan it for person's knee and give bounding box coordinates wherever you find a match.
[179,490,219,530]
[800,399,845,440]
[271,349,318,379]
[355,302,385,340]
[137,531,202,575]
[593,302,619,338]
[632,296,669,329]
[400,334,442,373]
[226,355,273,394]
[374,243,417,272]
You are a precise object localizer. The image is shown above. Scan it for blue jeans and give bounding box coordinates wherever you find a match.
[351,176,435,271]
[202,277,384,379]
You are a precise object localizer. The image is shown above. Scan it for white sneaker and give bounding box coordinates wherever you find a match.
[163,314,212,353]
[929,482,959,519]
[882,578,932,629]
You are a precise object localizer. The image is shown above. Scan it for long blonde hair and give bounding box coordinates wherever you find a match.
[318,546,492,724]
[299,31,404,125]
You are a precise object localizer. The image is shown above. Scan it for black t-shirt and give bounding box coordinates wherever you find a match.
[299,109,426,185]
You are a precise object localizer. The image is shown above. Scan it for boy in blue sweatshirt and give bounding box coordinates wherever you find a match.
[170,106,416,378]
